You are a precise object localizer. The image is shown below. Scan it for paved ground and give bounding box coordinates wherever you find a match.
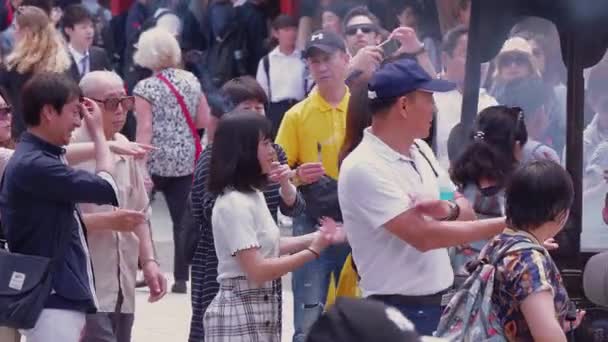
[131,194,296,342]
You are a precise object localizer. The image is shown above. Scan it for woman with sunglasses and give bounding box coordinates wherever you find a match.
[203,111,344,342]
[490,37,540,93]
[0,6,71,141]
[133,27,208,294]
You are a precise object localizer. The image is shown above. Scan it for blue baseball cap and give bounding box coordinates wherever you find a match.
[368,59,456,100]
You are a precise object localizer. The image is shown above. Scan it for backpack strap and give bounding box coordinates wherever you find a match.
[263,55,271,101]
[301,54,313,95]
[413,141,439,178]
[490,238,545,266]
[156,73,202,163]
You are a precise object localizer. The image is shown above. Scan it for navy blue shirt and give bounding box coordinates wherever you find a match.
[0,132,118,313]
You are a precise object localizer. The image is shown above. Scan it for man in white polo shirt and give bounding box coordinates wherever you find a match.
[338,58,506,335]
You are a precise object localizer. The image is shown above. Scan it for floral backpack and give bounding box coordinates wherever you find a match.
[436,239,544,341]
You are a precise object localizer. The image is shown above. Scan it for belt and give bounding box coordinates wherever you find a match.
[271,99,299,106]
[369,287,454,307]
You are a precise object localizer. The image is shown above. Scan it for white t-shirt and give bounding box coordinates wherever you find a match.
[338,129,454,297]
[434,88,498,170]
[212,189,280,281]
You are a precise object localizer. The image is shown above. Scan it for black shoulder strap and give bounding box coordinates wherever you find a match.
[263,55,271,100]
[413,141,438,178]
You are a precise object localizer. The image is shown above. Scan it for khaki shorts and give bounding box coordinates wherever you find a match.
[0,326,20,342]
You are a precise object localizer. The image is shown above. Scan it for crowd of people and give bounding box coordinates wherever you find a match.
[0,0,606,342]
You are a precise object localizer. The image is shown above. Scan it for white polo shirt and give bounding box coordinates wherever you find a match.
[256,47,307,103]
[338,128,454,297]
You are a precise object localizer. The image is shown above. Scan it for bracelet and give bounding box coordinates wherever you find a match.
[141,258,160,267]
[306,247,320,259]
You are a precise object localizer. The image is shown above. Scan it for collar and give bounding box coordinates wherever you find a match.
[362,128,414,163]
[21,131,66,156]
[310,86,350,113]
[269,47,301,58]
[69,44,89,62]
[503,227,542,245]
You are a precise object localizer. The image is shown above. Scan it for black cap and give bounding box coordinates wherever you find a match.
[306,298,423,342]
[303,30,347,58]
[368,58,456,100]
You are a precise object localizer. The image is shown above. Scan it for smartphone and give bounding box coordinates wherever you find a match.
[378,39,401,58]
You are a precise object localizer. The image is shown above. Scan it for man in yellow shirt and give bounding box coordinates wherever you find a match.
[275,29,352,342]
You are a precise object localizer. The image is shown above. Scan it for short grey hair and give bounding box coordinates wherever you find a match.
[79,71,124,98]
[133,27,181,71]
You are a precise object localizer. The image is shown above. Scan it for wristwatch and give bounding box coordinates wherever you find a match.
[141,258,160,267]
[441,201,460,221]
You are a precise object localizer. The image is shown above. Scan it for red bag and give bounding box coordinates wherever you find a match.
[156,74,202,163]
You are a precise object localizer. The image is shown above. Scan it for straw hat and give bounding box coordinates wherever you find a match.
[494,37,541,78]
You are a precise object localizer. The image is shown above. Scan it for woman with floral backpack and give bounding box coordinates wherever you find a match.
[437,160,585,341]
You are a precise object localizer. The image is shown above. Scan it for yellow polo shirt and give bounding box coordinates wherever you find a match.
[275,86,350,180]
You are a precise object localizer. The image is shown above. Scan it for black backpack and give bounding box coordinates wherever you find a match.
[202,8,248,90]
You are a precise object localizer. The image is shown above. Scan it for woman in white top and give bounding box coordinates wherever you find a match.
[204,111,344,342]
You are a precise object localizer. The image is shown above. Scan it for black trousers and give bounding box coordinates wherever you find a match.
[151,174,192,282]
[268,99,298,139]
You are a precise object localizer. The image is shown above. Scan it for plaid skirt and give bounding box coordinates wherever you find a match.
[203,277,281,342]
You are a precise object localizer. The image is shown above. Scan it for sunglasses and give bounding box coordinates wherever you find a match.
[345,24,377,36]
[0,106,11,120]
[91,96,135,111]
[499,53,529,68]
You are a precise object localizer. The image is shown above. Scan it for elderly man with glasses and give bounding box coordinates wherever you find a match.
[72,70,167,342]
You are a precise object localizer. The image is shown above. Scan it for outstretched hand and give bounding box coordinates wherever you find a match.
[318,217,347,245]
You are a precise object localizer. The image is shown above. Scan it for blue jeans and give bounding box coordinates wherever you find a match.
[292,214,350,342]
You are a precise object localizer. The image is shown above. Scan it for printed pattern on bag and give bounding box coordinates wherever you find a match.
[436,239,543,341]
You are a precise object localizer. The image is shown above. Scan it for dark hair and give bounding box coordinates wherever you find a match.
[323,2,352,20]
[451,106,528,188]
[368,96,399,115]
[339,78,372,166]
[207,111,272,194]
[272,14,297,30]
[505,160,573,231]
[394,0,423,18]
[267,14,297,49]
[342,6,381,32]
[221,76,268,108]
[207,92,231,119]
[22,0,52,15]
[442,25,468,56]
[22,72,82,127]
[62,4,93,30]
[458,0,471,10]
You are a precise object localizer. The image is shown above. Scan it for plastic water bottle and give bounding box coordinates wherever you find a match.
[438,169,455,201]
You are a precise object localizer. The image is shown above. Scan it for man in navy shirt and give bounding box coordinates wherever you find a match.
[0,72,119,341]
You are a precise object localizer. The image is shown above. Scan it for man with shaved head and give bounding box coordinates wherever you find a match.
[73,71,167,342]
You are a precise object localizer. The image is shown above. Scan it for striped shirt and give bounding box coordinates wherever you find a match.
[188,143,305,342]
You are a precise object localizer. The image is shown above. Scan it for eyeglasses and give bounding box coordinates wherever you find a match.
[91,96,135,111]
[0,106,11,120]
[345,24,377,36]
[499,53,529,68]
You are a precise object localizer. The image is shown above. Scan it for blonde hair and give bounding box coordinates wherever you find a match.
[6,6,71,74]
[133,27,181,71]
